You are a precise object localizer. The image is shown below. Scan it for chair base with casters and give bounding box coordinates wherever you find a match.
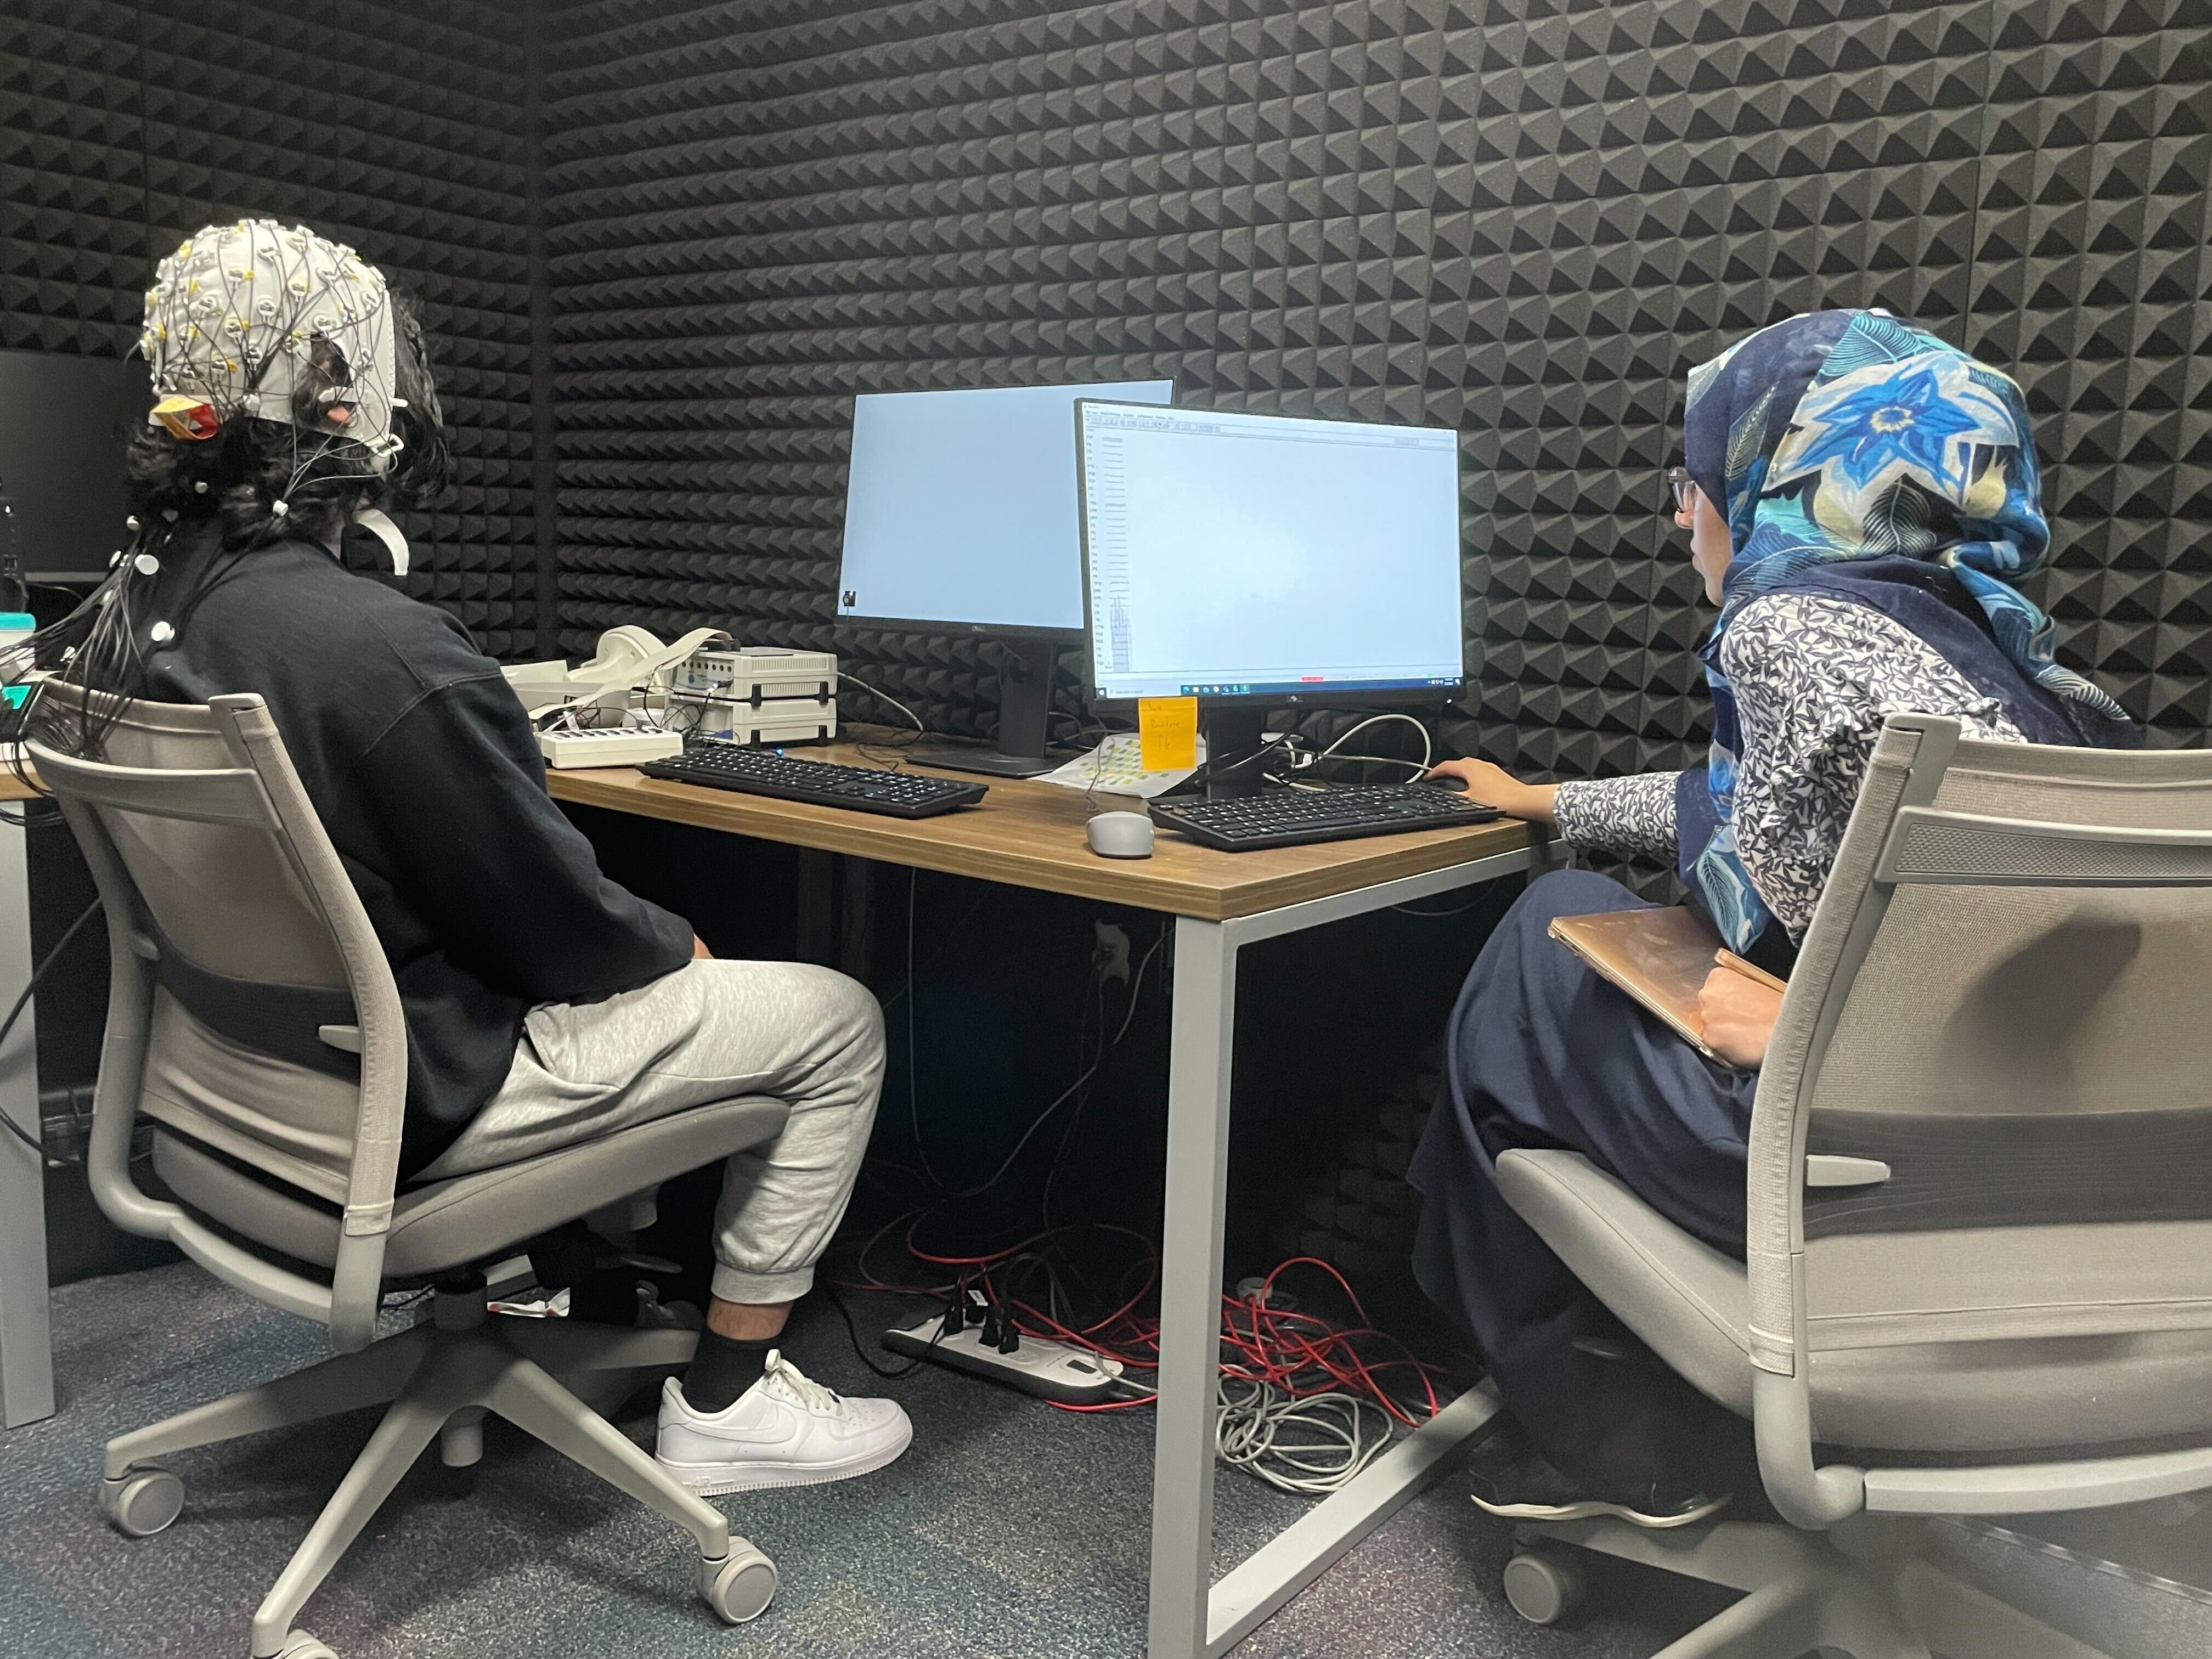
[1491,1142,2211,1659]
[1501,1513,2113,1659]
[94,1094,793,1659]
[101,1274,775,1659]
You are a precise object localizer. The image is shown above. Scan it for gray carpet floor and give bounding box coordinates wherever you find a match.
[2,1262,1739,1659]
[11,1265,2207,1658]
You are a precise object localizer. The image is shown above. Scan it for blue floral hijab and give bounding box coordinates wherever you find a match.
[1679,309,2131,949]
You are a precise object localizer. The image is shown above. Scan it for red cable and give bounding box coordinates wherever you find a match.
[901,1229,1460,1430]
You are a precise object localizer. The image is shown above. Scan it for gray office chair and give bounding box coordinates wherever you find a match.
[31,687,789,1659]
[1496,714,2212,1658]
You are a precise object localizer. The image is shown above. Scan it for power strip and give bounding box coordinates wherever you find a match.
[538,727,686,769]
[882,1314,1126,1405]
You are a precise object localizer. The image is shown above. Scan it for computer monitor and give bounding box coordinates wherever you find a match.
[836,377,1174,777]
[1075,400,1465,775]
[0,347,150,580]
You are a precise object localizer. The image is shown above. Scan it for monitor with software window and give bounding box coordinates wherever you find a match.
[836,377,1175,776]
[1075,400,1464,775]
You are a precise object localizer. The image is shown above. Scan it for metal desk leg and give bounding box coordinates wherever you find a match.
[0,814,50,1427]
[1143,853,1530,1654]
[1146,916,1236,1659]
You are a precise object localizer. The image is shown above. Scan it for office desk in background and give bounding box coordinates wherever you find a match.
[0,771,46,1429]
[552,743,1536,1659]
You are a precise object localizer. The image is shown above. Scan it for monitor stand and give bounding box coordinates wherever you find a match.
[1162,707,1271,800]
[906,638,1068,779]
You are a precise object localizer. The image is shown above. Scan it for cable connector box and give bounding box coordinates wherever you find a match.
[538,727,686,770]
[675,646,839,743]
[699,707,839,748]
[676,646,836,706]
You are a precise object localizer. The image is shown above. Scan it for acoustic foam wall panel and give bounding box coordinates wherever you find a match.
[549,0,2210,763]
[1972,0,2212,743]
[0,1,534,658]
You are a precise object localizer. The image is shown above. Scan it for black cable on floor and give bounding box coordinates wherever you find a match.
[0,897,105,1157]
[821,1282,949,1380]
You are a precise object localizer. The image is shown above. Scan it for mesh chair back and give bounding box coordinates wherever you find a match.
[1750,717,2212,1446]
[29,686,403,1346]
[91,728,350,989]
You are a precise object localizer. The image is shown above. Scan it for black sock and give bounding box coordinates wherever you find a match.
[682,1331,774,1413]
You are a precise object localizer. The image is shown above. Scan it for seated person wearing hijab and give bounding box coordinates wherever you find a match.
[36,220,911,1499]
[1416,310,2138,1525]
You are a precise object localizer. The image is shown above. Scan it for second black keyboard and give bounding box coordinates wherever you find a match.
[639,741,988,819]
[1149,782,1501,851]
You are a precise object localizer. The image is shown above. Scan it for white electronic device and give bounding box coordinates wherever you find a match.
[881,1314,1126,1405]
[575,625,731,691]
[537,726,686,770]
[674,645,838,744]
[505,625,732,720]
[708,707,838,748]
[502,658,574,690]
[1086,810,1155,859]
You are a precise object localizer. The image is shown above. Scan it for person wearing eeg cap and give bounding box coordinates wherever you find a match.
[18,221,915,1496]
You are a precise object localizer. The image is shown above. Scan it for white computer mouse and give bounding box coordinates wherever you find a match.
[1086,811,1155,859]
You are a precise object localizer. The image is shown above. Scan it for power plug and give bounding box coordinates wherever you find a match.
[1093,921,1131,986]
[1232,1276,1300,1314]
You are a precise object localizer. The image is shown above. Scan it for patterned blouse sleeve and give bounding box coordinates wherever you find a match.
[1552,771,1681,861]
[1720,593,2024,939]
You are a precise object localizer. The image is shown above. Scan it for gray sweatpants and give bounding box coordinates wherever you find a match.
[418,959,885,1305]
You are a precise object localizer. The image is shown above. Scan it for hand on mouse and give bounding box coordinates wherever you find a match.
[1424,759,1557,825]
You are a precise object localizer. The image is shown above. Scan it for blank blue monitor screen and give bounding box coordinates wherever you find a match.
[1079,403,1464,702]
[837,380,1174,634]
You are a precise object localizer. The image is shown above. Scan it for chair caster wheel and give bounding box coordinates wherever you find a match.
[698,1543,778,1623]
[99,1465,183,1538]
[1503,1548,1585,1626]
[267,1632,337,1659]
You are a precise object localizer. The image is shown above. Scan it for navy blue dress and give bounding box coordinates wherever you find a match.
[1408,868,1759,1497]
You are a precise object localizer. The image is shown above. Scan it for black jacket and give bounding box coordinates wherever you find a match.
[142,531,692,1175]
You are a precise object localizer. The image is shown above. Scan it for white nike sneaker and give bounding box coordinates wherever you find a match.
[655,1349,913,1496]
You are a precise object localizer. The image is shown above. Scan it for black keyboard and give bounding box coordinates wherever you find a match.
[639,741,988,819]
[1149,783,1501,851]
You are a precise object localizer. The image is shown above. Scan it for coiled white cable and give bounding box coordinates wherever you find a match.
[1214,1375,1399,1495]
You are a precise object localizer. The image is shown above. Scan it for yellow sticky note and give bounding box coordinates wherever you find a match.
[1138,696,1198,771]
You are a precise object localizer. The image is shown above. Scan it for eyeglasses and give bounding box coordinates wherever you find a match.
[1666,466,1696,514]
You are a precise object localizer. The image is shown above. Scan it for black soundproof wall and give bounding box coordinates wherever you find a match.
[0,0,537,658]
[545,0,2211,771]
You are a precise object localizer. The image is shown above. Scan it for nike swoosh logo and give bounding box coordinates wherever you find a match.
[698,1412,805,1447]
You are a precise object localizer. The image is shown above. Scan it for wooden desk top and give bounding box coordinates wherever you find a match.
[0,772,37,804]
[548,739,1531,921]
